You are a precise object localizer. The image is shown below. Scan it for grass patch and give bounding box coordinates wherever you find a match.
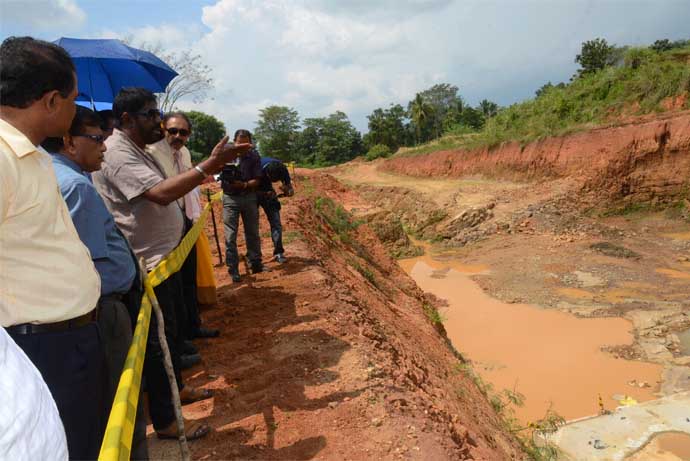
[599,201,656,217]
[314,196,362,237]
[348,258,378,287]
[282,230,304,245]
[397,45,690,158]
[452,362,565,460]
[423,302,445,325]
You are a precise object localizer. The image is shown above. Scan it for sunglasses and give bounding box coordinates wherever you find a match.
[166,128,190,137]
[73,134,106,144]
[134,109,164,120]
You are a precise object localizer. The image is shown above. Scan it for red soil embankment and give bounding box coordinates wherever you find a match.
[384,112,690,205]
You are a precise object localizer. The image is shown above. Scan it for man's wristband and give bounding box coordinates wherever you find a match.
[194,165,209,178]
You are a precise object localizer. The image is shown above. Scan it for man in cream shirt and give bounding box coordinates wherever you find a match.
[147,112,219,343]
[0,37,104,460]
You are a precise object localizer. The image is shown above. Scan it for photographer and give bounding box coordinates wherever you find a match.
[220,129,264,283]
[257,157,294,263]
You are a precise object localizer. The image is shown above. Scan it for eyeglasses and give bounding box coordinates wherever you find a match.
[134,109,164,120]
[166,128,190,137]
[73,134,106,144]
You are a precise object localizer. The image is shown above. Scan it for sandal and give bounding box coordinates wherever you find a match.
[180,386,214,405]
[157,419,210,441]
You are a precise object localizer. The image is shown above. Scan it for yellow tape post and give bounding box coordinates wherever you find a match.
[98,190,222,461]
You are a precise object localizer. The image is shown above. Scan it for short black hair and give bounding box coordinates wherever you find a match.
[113,87,157,122]
[0,36,76,108]
[41,106,103,152]
[163,111,193,131]
[234,129,252,142]
[97,109,116,130]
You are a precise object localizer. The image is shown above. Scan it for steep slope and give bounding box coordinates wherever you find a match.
[384,111,690,208]
[152,179,525,460]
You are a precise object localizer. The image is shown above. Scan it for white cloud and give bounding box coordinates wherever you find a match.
[1,0,86,30]
[77,0,690,134]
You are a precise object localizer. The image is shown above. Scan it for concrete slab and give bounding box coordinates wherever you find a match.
[550,392,690,460]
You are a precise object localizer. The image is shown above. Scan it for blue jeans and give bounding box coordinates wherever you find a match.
[223,193,262,271]
[259,198,284,255]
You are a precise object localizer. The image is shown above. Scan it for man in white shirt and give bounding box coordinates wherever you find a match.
[0,327,68,461]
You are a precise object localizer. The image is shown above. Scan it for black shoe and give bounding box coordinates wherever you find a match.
[182,340,198,355]
[275,253,287,264]
[194,327,220,338]
[251,263,269,274]
[229,268,241,283]
[180,353,201,370]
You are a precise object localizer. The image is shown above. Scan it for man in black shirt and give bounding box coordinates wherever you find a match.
[220,129,264,282]
[257,157,294,263]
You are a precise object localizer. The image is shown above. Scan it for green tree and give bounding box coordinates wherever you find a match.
[651,39,673,53]
[254,106,300,161]
[301,112,363,165]
[411,83,462,139]
[365,144,392,161]
[409,93,435,144]
[575,38,617,76]
[478,99,499,118]
[294,125,320,164]
[363,103,410,152]
[185,110,226,161]
[459,106,485,130]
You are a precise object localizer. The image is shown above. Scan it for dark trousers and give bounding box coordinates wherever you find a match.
[143,272,186,430]
[10,323,106,461]
[98,294,149,460]
[181,218,201,339]
[259,198,284,255]
[223,193,262,270]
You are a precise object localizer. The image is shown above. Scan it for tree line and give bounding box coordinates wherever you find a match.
[177,36,688,166]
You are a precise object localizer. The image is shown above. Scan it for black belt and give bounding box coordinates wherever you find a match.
[100,292,124,302]
[7,309,97,335]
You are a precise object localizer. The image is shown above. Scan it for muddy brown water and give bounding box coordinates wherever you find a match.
[628,432,690,461]
[399,251,663,424]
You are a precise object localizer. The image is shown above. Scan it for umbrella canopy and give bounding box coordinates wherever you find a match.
[54,37,178,108]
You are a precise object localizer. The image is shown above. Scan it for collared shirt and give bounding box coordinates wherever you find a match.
[146,139,201,220]
[51,154,136,296]
[0,118,100,326]
[0,327,68,460]
[92,129,185,271]
[238,148,262,182]
[146,138,192,181]
[220,148,262,196]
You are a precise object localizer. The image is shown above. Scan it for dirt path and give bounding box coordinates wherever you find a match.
[147,181,524,460]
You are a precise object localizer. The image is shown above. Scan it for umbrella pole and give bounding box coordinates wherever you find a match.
[206,189,223,266]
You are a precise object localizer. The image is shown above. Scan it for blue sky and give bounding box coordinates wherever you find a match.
[2,0,689,133]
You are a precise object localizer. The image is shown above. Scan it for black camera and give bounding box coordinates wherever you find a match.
[220,164,242,194]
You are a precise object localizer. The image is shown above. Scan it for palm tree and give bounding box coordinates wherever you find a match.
[479,99,499,118]
[409,93,434,145]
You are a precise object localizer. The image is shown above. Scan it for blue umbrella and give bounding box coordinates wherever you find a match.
[54,37,178,109]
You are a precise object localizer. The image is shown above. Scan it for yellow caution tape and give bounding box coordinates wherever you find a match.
[99,191,222,461]
[98,295,152,461]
